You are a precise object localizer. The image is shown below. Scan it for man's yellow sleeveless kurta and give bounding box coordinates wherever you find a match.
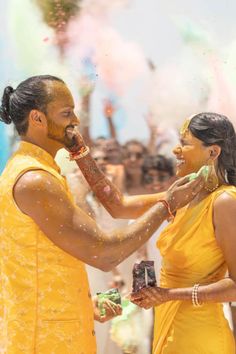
[0,142,96,353]
[153,185,236,354]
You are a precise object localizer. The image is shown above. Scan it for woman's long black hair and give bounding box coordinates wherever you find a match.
[189,112,236,186]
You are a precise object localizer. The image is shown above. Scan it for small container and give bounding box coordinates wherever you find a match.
[132,260,157,293]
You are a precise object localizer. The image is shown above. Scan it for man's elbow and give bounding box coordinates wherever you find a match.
[97,258,120,272]
[96,261,113,272]
[98,264,113,272]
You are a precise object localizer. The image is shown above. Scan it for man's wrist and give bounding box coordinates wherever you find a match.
[165,192,179,215]
[157,199,174,219]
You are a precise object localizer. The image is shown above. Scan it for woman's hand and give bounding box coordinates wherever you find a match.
[130,286,168,309]
[65,126,86,150]
[93,295,122,323]
[166,173,205,212]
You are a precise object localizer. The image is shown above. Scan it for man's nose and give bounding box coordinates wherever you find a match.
[73,117,80,126]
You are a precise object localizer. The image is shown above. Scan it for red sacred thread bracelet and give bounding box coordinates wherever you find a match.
[69,146,90,161]
[157,199,175,219]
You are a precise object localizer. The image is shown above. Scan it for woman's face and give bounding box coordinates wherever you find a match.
[173,130,211,177]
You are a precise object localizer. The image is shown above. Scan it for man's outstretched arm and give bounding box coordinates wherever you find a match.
[13,170,203,271]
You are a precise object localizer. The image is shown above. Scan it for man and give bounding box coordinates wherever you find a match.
[0,75,203,353]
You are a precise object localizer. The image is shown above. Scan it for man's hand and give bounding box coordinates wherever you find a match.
[166,173,205,212]
[93,295,122,323]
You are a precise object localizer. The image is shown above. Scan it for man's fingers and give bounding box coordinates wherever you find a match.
[116,305,122,315]
[182,175,205,194]
[104,301,116,315]
[175,173,204,188]
[172,175,191,187]
[103,300,122,317]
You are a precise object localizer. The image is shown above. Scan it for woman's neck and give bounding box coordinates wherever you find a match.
[190,181,227,207]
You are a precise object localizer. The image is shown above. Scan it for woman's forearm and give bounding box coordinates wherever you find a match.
[75,154,124,217]
[165,278,236,304]
[76,153,165,219]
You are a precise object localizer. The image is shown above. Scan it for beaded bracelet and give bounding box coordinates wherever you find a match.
[192,284,202,307]
[157,200,175,219]
[69,145,90,161]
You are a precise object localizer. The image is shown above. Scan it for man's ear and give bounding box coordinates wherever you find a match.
[209,145,221,160]
[29,110,46,128]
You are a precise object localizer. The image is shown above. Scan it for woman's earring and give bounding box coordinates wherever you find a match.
[205,160,219,192]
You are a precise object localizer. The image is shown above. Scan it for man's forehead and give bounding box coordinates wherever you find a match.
[46,80,69,96]
[47,82,74,105]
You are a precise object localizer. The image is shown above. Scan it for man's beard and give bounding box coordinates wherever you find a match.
[47,119,75,148]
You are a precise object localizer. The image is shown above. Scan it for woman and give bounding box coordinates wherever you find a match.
[122,139,147,195]
[131,112,236,353]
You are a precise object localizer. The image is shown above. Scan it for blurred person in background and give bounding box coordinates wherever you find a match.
[123,139,147,195]
[142,154,176,193]
[104,138,123,165]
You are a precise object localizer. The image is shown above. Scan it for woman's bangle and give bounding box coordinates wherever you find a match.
[69,145,90,161]
[157,199,175,219]
[192,284,202,307]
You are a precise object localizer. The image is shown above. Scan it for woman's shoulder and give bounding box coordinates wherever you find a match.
[212,186,236,236]
[213,185,236,209]
[214,184,236,198]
